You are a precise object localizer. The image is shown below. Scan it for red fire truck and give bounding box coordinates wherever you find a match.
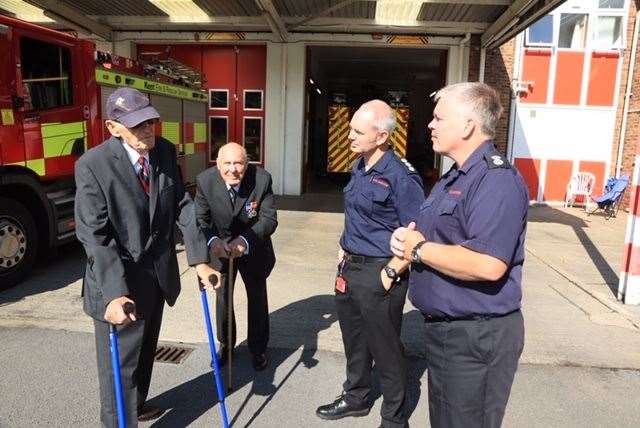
[0,15,209,289]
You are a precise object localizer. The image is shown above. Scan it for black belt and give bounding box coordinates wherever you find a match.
[343,252,390,264]
[423,309,520,324]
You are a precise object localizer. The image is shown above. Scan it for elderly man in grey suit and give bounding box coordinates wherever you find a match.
[194,142,277,371]
[74,87,218,427]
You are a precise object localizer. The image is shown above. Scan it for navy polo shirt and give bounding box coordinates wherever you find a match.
[340,150,425,257]
[409,141,529,317]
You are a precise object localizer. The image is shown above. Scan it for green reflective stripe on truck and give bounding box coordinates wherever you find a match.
[41,121,86,158]
[162,122,180,145]
[194,122,207,143]
[26,159,45,176]
[95,69,208,103]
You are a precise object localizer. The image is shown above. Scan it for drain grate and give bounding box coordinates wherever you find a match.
[154,344,195,364]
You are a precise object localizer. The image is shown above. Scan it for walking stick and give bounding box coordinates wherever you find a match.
[109,302,135,428]
[227,256,235,392]
[199,274,230,428]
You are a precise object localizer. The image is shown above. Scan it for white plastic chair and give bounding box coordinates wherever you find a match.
[565,172,596,211]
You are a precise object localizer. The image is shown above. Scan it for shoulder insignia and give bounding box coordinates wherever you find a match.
[484,152,511,169]
[400,157,417,174]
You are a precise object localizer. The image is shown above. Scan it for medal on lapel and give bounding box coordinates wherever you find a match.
[245,201,258,218]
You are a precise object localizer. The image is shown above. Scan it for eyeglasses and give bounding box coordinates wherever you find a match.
[129,119,156,131]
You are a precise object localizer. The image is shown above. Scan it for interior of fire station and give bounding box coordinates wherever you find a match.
[304,45,448,194]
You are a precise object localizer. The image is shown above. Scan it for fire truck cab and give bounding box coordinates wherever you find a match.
[0,15,208,289]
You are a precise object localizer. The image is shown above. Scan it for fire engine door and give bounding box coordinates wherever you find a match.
[14,33,87,178]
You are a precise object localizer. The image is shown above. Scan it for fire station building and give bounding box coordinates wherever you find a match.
[2,0,638,204]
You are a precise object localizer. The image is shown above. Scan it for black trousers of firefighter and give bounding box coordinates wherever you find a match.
[335,256,408,428]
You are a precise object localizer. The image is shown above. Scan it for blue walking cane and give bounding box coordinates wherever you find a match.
[109,301,136,428]
[200,274,230,428]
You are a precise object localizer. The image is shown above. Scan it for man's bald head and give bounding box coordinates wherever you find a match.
[217,142,248,186]
[218,142,247,162]
[357,99,396,134]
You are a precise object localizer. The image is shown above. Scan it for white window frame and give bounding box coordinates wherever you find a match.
[209,115,228,162]
[593,14,626,50]
[525,14,554,47]
[242,116,263,164]
[243,89,264,111]
[557,12,590,51]
[209,88,229,110]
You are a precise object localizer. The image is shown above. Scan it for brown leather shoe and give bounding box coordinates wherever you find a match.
[137,405,164,422]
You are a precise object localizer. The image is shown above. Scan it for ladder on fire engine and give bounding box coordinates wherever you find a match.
[143,57,205,89]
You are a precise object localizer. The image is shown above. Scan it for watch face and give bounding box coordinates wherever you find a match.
[385,266,397,279]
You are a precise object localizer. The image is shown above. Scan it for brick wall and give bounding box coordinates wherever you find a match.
[612,0,640,209]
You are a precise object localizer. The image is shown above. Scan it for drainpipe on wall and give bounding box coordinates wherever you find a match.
[616,11,640,178]
[459,33,471,81]
[280,45,287,194]
[507,33,524,163]
[479,47,487,82]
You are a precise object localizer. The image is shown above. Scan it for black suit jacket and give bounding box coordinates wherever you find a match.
[74,136,208,320]
[194,164,277,277]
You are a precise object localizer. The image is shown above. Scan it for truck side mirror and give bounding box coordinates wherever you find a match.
[11,95,24,109]
[71,137,85,156]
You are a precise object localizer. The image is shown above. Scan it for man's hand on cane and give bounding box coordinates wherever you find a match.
[226,237,247,258]
[104,296,137,325]
[196,263,222,290]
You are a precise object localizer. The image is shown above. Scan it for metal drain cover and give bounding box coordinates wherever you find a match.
[154,344,195,364]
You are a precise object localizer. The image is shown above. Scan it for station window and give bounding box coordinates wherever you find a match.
[559,13,588,49]
[595,15,624,48]
[526,14,554,46]
[210,89,228,109]
[599,0,624,8]
[20,37,72,110]
[243,117,262,162]
[243,90,263,110]
[209,116,228,161]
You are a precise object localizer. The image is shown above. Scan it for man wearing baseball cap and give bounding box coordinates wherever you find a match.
[74,87,219,427]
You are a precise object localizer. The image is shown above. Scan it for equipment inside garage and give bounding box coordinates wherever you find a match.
[305,46,448,193]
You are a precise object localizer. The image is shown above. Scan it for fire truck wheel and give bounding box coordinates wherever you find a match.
[0,197,38,290]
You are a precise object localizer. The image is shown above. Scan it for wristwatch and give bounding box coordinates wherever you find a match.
[383,266,399,282]
[411,240,427,264]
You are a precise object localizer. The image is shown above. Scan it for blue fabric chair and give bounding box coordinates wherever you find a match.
[588,175,630,219]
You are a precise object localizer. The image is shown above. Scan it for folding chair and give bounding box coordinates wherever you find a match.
[588,175,630,219]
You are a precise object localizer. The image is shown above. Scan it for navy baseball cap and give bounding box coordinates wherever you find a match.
[106,87,160,128]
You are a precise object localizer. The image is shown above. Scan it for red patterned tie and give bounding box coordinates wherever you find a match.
[137,156,150,194]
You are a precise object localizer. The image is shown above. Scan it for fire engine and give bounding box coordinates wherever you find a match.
[0,15,209,289]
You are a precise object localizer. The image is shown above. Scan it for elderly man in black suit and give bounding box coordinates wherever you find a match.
[194,142,277,371]
[74,87,218,427]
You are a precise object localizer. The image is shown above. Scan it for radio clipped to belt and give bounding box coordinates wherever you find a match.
[335,258,347,293]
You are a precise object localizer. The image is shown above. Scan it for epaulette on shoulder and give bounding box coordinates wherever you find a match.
[399,157,418,174]
[484,152,511,169]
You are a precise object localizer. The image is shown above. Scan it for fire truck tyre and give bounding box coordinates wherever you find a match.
[0,197,38,290]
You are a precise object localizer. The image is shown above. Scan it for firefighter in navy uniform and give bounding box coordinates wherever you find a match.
[316,100,424,428]
[391,82,529,428]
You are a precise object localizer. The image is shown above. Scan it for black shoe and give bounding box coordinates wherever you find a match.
[315,393,370,420]
[252,353,268,371]
[211,345,233,368]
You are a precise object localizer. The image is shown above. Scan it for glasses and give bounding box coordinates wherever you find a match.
[129,119,156,131]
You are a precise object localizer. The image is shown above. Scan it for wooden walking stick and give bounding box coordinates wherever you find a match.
[227,256,234,392]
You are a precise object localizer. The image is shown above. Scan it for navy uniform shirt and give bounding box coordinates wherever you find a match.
[340,150,425,257]
[409,142,529,317]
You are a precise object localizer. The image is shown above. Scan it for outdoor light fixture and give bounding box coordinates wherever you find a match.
[375,0,423,26]
[149,0,209,23]
[0,0,54,22]
[316,88,322,95]
[309,78,315,85]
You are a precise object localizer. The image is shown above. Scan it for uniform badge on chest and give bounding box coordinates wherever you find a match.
[245,201,258,218]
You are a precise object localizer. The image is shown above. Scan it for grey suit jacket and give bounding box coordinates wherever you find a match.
[74,136,208,320]
[194,164,277,277]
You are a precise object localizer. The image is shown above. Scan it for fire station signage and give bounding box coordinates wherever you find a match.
[95,69,208,103]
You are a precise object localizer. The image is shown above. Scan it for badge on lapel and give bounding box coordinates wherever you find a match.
[245,201,259,218]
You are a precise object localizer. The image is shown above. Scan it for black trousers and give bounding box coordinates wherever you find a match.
[334,258,408,428]
[93,275,164,428]
[215,258,269,355]
[424,310,525,428]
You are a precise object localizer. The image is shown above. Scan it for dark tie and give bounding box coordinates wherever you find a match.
[137,156,150,194]
[228,186,236,204]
